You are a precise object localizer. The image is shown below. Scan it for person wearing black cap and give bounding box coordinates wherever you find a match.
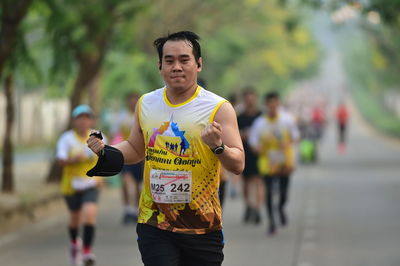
[87,31,244,266]
[56,104,106,266]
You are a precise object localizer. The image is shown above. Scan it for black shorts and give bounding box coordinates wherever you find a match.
[64,188,99,211]
[121,162,144,183]
[242,158,259,178]
[242,150,259,178]
[136,223,224,266]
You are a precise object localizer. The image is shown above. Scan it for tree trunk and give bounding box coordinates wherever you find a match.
[0,0,32,76]
[88,71,102,121]
[2,74,15,193]
[68,54,104,127]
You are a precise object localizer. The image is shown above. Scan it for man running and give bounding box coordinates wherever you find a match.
[237,88,263,224]
[336,100,349,153]
[87,31,244,265]
[56,105,104,266]
[249,92,299,235]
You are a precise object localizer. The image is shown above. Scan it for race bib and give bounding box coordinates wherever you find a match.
[268,150,285,165]
[72,177,97,191]
[150,169,192,203]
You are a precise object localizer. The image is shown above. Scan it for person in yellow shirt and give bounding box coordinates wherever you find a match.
[87,31,244,266]
[56,105,104,266]
[249,92,299,235]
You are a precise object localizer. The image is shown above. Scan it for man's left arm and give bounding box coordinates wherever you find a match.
[201,102,244,175]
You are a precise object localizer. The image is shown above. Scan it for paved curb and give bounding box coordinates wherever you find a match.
[0,184,63,236]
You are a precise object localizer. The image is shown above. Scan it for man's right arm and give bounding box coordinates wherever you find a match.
[87,103,145,164]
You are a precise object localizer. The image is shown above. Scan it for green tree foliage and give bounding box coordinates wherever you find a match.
[42,0,147,183]
[365,0,400,26]
[44,0,146,116]
[101,0,320,100]
[312,0,400,91]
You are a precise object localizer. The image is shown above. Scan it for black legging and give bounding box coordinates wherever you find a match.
[264,175,291,226]
[218,180,227,208]
[338,123,347,144]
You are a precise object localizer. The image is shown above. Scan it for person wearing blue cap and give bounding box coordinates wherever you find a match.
[56,104,105,266]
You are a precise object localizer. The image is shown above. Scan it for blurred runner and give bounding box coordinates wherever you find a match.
[87,31,244,266]
[237,88,263,224]
[225,93,242,199]
[110,92,144,224]
[311,104,326,141]
[249,92,299,235]
[336,100,349,153]
[56,105,105,266]
[298,105,319,164]
[219,167,228,208]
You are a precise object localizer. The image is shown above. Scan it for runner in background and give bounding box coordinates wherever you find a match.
[110,92,144,224]
[336,100,349,153]
[237,88,263,224]
[249,92,299,235]
[226,93,243,199]
[56,105,105,266]
[311,104,326,141]
[219,167,228,208]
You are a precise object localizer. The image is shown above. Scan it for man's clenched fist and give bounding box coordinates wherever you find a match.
[201,121,223,149]
[87,131,105,156]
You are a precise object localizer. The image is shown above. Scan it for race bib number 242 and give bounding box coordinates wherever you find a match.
[150,169,192,204]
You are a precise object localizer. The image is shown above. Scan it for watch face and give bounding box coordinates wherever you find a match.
[214,146,224,154]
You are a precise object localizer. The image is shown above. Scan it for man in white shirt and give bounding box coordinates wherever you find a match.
[249,92,299,235]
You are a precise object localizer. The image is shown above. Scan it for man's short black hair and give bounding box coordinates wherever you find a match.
[265,91,280,102]
[242,86,257,97]
[125,91,140,98]
[153,31,202,63]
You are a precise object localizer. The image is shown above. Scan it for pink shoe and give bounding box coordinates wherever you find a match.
[69,238,82,266]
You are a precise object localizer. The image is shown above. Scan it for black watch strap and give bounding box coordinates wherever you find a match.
[211,143,225,154]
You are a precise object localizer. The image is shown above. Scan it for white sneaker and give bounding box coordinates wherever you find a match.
[83,253,96,266]
[69,238,82,266]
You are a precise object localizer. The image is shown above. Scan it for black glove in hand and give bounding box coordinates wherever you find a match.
[86,145,124,177]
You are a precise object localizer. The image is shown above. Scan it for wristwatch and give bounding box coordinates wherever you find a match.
[211,143,225,155]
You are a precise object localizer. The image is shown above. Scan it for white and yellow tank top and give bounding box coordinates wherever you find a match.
[56,130,101,195]
[138,86,227,234]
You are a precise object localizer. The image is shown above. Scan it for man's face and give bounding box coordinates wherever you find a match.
[244,92,257,109]
[159,40,202,91]
[266,98,280,115]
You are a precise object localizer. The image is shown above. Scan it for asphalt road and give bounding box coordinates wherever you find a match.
[0,99,399,266]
